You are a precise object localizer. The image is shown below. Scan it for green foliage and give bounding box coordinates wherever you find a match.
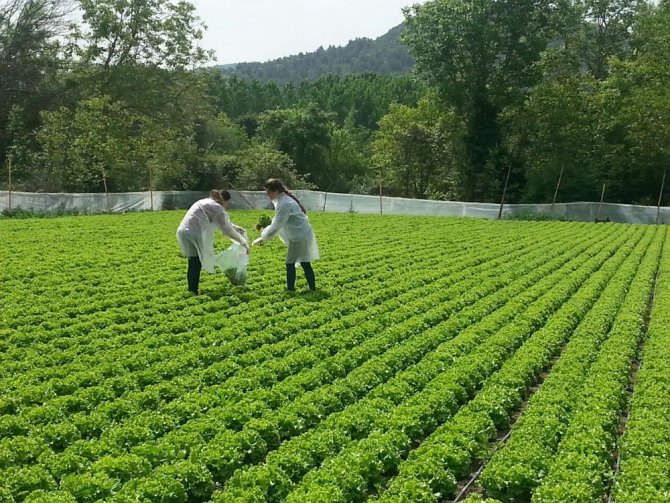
[219,24,414,84]
[257,104,334,188]
[461,497,503,503]
[320,112,373,193]
[234,141,312,191]
[503,211,567,221]
[34,95,178,192]
[0,0,68,188]
[69,0,212,69]
[1,0,669,206]
[372,94,464,199]
[0,213,669,501]
[207,73,425,130]
[255,214,272,231]
[403,0,555,201]
[1,205,83,218]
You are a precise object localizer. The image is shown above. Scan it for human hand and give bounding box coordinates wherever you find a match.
[252,237,264,246]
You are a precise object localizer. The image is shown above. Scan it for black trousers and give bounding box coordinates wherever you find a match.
[187,256,202,294]
[286,262,316,291]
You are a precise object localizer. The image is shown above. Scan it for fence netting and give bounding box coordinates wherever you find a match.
[1,190,668,225]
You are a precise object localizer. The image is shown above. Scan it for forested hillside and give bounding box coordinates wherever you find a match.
[1,0,669,206]
[219,25,414,83]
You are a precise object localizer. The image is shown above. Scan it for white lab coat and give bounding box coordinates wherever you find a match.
[176,198,246,273]
[261,194,320,264]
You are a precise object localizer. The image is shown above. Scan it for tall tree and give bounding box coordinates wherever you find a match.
[599,0,670,203]
[372,94,464,199]
[0,0,69,173]
[257,104,333,188]
[323,112,371,193]
[35,95,180,192]
[234,141,313,191]
[579,0,643,79]
[403,0,554,201]
[24,0,217,192]
[512,73,601,203]
[67,0,214,128]
[70,0,210,69]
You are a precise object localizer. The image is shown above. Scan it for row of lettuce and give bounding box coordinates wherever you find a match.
[214,225,640,502]
[473,227,666,502]
[613,226,670,503]
[0,219,586,501]
[460,227,669,503]
[1,214,667,502]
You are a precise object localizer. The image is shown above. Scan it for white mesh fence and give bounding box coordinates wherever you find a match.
[1,190,668,225]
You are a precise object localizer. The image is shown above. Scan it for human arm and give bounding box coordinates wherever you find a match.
[256,202,290,244]
[207,202,248,249]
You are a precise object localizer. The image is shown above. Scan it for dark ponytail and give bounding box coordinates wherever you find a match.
[264,178,307,214]
[210,189,231,205]
[285,189,307,215]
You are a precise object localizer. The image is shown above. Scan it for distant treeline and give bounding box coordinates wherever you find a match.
[1,0,669,206]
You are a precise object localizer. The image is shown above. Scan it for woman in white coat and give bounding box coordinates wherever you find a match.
[252,179,319,291]
[177,190,248,294]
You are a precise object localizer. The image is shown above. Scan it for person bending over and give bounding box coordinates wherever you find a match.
[177,190,248,295]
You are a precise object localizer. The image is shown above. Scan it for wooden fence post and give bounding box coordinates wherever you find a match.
[657,168,667,225]
[498,164,513,220]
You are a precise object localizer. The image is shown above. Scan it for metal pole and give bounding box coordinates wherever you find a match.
[657,167,667,225]
[323,191,328,212]
[497,164,513,220]
[596,183,606,221]
[551,165,564,212]
[102,169,111,213]
[7,156,12,211]
[379,172,383,215]
[228,181,255,209]
[148,163,154,212]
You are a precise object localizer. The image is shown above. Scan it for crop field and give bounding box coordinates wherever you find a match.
[1,212,669,503]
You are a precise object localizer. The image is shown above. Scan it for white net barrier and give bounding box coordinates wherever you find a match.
[1,190,668,225]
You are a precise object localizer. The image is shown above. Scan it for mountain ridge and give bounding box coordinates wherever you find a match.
[217,24,415,83]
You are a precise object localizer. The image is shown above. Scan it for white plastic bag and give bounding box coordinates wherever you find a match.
[214,233,249,286]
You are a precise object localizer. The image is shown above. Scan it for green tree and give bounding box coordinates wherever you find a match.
[0,0,68,178]
[578,0,644,79]
[192,114,249,190]
[70,0,211,69]
[235,141,313,191]
[258,104,333,188]
[403,0,555,201]
[598,1,670,203]
[323,113,371,193]
[35,95,182,192]
[67,0,215,141]
[513,73,601,203]
[207,73,425,130]
[372,94,464,199]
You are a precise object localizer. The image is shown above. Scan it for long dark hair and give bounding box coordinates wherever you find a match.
[264,179,307,214]
[210,189,231,205]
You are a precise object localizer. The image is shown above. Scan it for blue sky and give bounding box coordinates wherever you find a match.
[190,0,428,64]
